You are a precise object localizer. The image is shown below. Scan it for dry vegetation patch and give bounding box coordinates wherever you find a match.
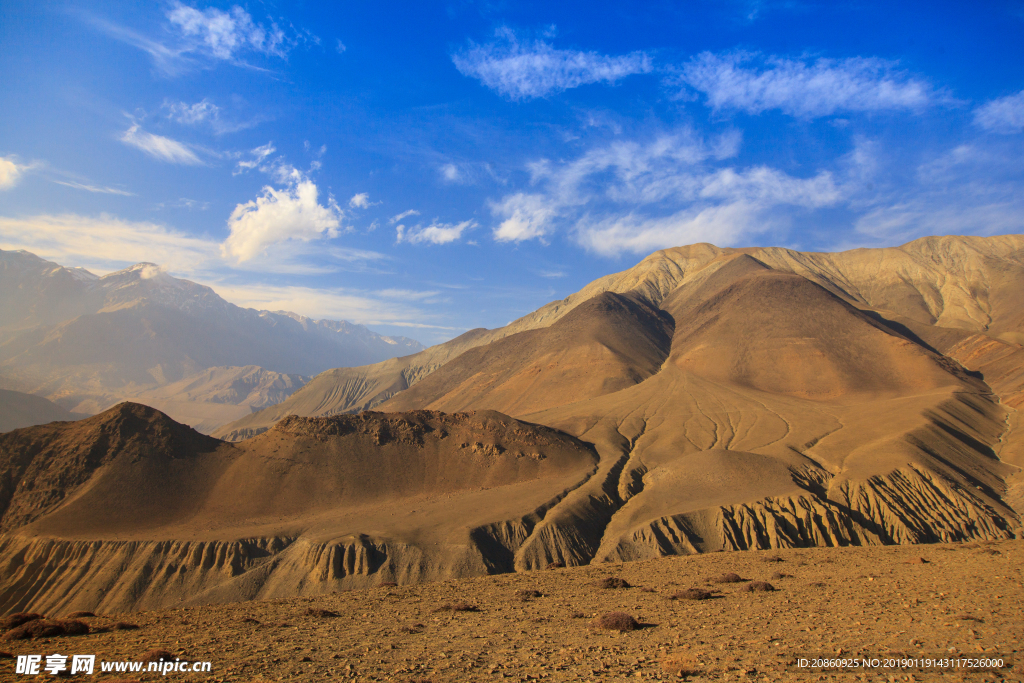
[3,619,90,641]
[744,581,776,592]
[0,613,42,630]
[597,577,631,589]
[139,649,175,664]
[671,588,714,601]
[710,572,746,583]
[590,612,640,632]
[516,589,543,601]
[434,602,479,612]
[305,608,339,618]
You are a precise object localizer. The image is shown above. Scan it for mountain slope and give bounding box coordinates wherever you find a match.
[218,234,1024,439]
[0,403,597,613]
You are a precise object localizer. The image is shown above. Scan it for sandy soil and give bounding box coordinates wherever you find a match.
[2,540,1021,682]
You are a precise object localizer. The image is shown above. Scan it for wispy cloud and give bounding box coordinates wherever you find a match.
[674,51,937,118]
[489,129,843,254]
[396,219,477,245]
[120,123,202,164]
[389,209,420,224]
[234,142,276,174]
[87,3,316,77]
[452,27,652,99]
[213,282,457,329]
[974,90,1024,134]
[348,192,380,209]
[164,98,260,134]
[53,180,135,196]
[0,213,218,274]
[0,212,386,278]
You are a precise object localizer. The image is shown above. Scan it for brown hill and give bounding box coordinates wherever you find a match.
[0,402,597,613]
[217,234,1024,439]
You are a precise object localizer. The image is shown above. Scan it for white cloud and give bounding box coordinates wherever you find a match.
[0,157,27,189]
[440,163,462,183]
[396,219,476,245]
[167,3,289,60]
[389,209,420,224]
[120,124,202,164]
[574,203,768,256]
[0,213,218,274]
[213,282,457,329]
[676,52,935,117]
[53,180,134,196]
[349,192,378,209]
[491,193,558,242]
[452,27,652,99]
[222,178,343,263]
[234,142,276,174]
[335,39,347,54]
[489,129,845,252]
[87,4,315,77]
[974,90,1024,134]
[167,98,220,124]
[164,98,259,135]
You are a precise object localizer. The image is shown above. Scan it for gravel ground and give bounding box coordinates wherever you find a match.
[2,539,1021,682]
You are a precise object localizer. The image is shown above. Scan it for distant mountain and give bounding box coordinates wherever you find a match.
[0,388,74,432]
[0,249,424,420]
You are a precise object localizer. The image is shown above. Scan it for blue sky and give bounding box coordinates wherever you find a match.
[1,1,1023,344]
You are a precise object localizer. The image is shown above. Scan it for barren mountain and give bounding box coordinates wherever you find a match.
[0,249,423,425]
[2,235,1023,615]
[0,389,74,432]
[0,403,596,613]
[217,234,1024,438]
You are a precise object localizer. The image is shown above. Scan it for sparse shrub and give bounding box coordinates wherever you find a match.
[434,602,479,612]
[54,619,90,636]
[671,588,713,601]
[380,581,398,587]
[546,561,566,569]
[3,620,65,640]
[516,589,542,601]
[65,611,95,619]
[0,613,42,630]
[569,612,587,619]
[112,622,140,630]
[597,577,630,589]
[139,649,175,664]
[241,617,260,624]
[808,582,828,588]
[763,555,784,563]
[399,623,424,634]
[662,653,701,676]
[639,586,656,593]
[591,612,639,632]
[770,572,792,580]
[305,608,339,618]
[905,557,929,565]
[957,615,984,623]
[710,572,745,583]
[744,581,775,592]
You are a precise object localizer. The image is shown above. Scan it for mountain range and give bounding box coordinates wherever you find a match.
[0,234,1022,614]
[0,249,424,429]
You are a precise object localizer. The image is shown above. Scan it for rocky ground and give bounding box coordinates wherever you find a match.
[1,540,1021,682]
